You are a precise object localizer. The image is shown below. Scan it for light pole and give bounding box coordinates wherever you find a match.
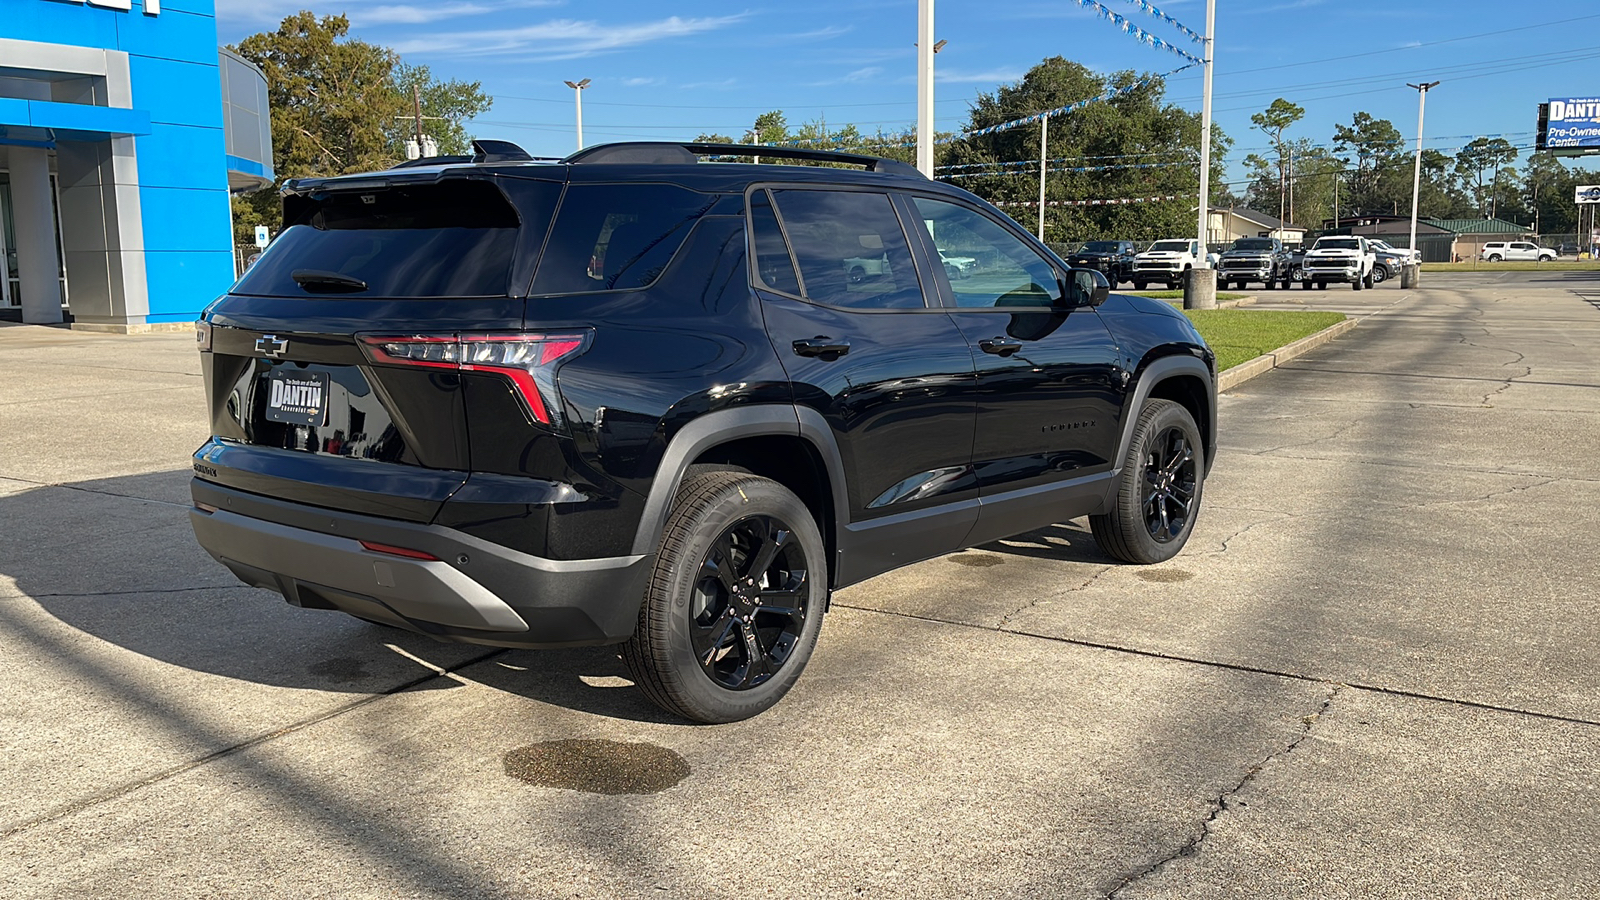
[1407,81,1440,266]
[1185,0,1217,310]
[916,0,934,177]
[564,78,590,151]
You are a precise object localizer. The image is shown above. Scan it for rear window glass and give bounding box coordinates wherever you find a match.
[531,183,718,294]
[236,180,524,298]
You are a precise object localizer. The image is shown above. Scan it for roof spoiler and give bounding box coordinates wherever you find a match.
[562,141,925,177]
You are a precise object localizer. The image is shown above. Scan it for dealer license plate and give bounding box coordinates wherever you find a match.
[264,369,330,426]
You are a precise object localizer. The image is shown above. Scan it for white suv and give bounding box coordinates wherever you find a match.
[1480,241,1556,262]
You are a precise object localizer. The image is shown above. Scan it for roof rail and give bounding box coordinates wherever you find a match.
[561,141,924,178]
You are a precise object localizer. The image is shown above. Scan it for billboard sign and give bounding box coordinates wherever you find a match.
[1577,185,1600,205]
[1546,98,1600,149]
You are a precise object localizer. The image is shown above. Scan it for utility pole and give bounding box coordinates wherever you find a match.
[564,78,590,151]
[1038,116,1048,240]
[1407,81,1440,267]
[412,83,425,153]
[916,0,934,177]
[1195,0,1216,266]
[1185,0,1217,309]
[1287,148,1295,228]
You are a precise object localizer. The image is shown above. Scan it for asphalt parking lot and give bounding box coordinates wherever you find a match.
[2,270,1597,898]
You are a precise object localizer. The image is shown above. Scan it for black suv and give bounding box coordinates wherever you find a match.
[189,141,1216,723]
[1067,240,1137,286]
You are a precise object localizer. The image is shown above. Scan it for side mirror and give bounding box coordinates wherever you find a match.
[1062,268,1110,308]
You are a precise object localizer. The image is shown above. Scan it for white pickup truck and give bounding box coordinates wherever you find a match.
[1301,235,1376,290]
[1131,239,1201,290]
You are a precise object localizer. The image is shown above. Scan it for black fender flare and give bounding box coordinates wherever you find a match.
[628,405,850,557]
[1113,354,1217,477]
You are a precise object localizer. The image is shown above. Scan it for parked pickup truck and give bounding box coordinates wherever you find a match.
[1301,235,1376,290]
[1067,240,1137,286]
[1131,239,1201,290]
[1217,237,1293,290]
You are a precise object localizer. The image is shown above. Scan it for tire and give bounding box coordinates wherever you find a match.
[1487,254,1502,262]
[1315,281,1327,290]
[1372,266,1388,284]
[621,472,828,724]
[1090,399,1204,565]
[1364,270,1375,288]
[1353,274,1364,291]
[1133,280,1146,290]
[1290,265,1304,284]
[1265,278,1277,291]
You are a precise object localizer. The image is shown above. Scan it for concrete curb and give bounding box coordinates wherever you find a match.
[1217,317,1358,392]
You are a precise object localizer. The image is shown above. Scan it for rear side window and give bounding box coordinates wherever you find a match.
[236,180,527,298]
[771,189,924,310]
[532,183,717,294]
[749,190,800,295]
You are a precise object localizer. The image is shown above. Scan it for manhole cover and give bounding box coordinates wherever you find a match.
[504,739,690,795]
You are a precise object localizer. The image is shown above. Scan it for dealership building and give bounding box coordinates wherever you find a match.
[1,0,270,331]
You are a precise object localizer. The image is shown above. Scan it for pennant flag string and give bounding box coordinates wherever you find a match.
[937,150,1194,170]
[939,160,1191,179]
[1071,0,1204,66]
[1119,0,1204,44]
[991,194,1186,208]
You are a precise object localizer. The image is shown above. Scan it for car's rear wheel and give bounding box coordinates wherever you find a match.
[1487,254,1503,262]
[1090,399,1204,564]
[622,472,827,724]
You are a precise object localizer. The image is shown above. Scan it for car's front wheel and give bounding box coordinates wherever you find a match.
[1090,399,1204,564]
[622,472,827,723]
[1372,266,1388,284]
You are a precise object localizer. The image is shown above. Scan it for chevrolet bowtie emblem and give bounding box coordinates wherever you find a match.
[255,334,289,358]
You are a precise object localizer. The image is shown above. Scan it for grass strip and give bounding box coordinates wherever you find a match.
[1183,309,1346,372]
[1123,290,1249,301]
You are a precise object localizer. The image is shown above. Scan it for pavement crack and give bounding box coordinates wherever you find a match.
[0,476,192,509]
[0,647,508,842]
[1379,477,1558,512]
[996,565,1113,628]
[1105,684,1344,899]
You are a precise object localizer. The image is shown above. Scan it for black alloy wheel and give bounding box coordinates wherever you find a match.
[688,515,810,691]
[1139,424,1198,544]
[1090,399,1205,564]
[623,472,827,723]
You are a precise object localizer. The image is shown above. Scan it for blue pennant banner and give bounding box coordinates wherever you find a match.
[1072,0,1204,65]
[1119,0,1204,44]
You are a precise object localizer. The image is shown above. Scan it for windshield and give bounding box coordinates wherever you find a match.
[1370,240,1393,250]
[1232,239,1274,251]
[1315,238,1361,251]
[1081,241,1119,252]
[1150,241,1191,252]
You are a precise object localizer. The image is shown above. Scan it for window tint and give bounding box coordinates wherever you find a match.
[235,180,531,298]
[1081,241,1119,252]
[532,183,717,294]
[1233,239,1275,250]
[771,189,925,310]
[912,197,1059,309]
[748,189,800,295]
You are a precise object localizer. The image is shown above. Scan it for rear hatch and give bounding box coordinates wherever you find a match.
[196,171,566,522]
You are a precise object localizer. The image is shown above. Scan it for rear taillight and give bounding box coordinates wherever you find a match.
[359,540,440,561]
[357,332,590,425]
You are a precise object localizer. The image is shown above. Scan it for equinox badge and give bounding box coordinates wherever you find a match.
[255,334,289,358]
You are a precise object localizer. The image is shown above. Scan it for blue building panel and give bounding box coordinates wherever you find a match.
[144,249,238,321]
[137,123,228,189]
[127,55,223,128]
[115,7,226,67]
[138,185,233,253]
[4,4,121,50]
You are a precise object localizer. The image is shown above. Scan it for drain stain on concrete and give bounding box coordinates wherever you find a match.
[949,554,1005,568]
[1134,569,1194,583]
[504,740,690,795]
[307,657,369,683]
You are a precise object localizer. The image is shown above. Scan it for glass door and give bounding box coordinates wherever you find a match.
[0,173,17,307]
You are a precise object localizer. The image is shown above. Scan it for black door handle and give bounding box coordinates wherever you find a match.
[979,337,1023,356]
[793,336,851,358]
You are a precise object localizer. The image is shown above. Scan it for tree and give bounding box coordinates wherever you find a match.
[229,12,492,243]
[1520,152,1581,234]
[1332,112,1405,215]
[1454,137,1519,218]
[1250,98,1304,231]
[943,57,1229,242]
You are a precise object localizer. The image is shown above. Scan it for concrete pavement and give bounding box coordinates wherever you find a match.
[1,272,1596,898]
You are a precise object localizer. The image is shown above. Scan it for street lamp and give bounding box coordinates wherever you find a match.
[1406,81,1441,269]
[916,0,934,177]
[564,78,590,151]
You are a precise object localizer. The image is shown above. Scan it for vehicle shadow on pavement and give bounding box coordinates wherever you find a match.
[0,471,692,723]
[976,521,1108,563]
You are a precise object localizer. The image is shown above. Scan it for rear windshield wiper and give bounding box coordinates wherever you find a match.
[292,269,368,293]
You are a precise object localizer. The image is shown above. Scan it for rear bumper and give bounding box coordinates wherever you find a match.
[189,480,653,648]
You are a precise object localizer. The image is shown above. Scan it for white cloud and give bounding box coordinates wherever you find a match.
[936,68,1025,84]
[621,77,663,87]
[361,3,495,25]
[391,14,751,59]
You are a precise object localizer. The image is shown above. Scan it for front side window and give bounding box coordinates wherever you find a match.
[912,197,1059,309]
[770,189,925,310]
[531,183,718,294]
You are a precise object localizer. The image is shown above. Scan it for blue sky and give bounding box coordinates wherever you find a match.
[213,0,1600,184]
